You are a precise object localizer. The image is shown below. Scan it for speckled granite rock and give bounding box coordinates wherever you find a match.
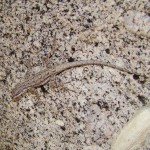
[124,10,150,37]
[0,0,150,150]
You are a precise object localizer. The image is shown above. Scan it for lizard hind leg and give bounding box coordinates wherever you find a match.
[41,55,54,68]
[49,77,65,89]
[23,58,35,79]
[27,88,40,99]
[42,32,61,68]
[49,77,76,93]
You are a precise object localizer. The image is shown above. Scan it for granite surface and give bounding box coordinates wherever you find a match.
[0,0,150,150]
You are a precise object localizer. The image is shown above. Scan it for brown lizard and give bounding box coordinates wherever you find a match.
[11,59,147,100]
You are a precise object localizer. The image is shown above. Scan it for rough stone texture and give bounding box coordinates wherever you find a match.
[0,0,150,150]
[124,10,150,38]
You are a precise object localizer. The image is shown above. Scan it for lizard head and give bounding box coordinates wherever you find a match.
[11,83,26,100]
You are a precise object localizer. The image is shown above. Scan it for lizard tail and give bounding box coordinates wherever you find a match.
[55,60,147,77]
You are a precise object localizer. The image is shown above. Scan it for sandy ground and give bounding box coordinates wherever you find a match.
[0,0,150,150]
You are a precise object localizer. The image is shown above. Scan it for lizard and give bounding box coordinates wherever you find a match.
[11,59,148,100]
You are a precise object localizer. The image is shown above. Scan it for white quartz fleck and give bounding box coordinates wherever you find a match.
[33,41,41,48]
[55,120,65,127]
